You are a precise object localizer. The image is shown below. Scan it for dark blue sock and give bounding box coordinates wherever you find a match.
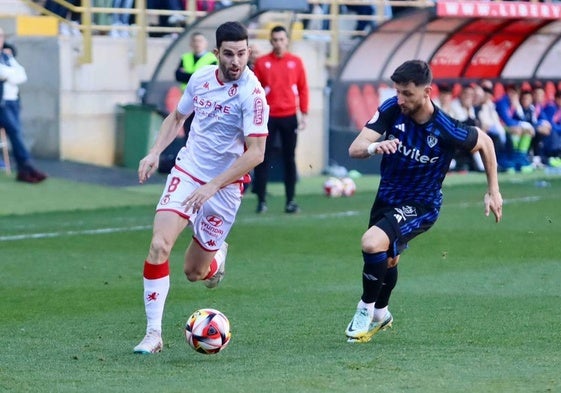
[375,266,398,309]
[361,251,388,304]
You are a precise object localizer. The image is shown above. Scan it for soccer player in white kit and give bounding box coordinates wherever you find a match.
[134,21,269,354]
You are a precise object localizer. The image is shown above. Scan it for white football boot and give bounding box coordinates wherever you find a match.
[133,329,163,354]
[204,242,228,288]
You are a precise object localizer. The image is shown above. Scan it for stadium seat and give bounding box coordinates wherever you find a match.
[0,128,12,175]
[362,84,379,114]
[545,81,556,101]
[521,81,532,92]
[430,83,440,100]
[494,82,505,100]
[165,86,183,114]
[346,84,370,130]
[452,83,462,98]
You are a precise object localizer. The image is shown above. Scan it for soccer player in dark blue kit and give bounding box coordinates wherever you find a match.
[345,60,503,343]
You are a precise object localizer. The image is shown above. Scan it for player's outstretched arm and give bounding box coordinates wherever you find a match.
[472,128,503,223]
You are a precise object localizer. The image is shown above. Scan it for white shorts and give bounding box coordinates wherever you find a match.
[156,166,243,251]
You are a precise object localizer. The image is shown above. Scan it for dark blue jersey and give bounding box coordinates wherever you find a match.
[366,96,478,208]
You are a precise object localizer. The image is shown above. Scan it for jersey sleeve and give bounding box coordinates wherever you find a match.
[456,124,479,151]
[177,75,196,116]
[365,96,399,135]
[241,80,269,137]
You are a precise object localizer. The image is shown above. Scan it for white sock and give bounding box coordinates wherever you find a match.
[143,275,170,333]
[373,306,388,322]
[357,300,374,318]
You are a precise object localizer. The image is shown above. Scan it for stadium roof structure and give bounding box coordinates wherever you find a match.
[338,0,561,83]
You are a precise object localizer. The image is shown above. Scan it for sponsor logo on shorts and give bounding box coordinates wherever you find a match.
[201,215,225,238]
[206,215,224,227]
[393,205,417,223]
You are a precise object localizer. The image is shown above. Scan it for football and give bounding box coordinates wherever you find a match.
[185,308,231,354]
[341,177,356,197]
[323,177,344,197]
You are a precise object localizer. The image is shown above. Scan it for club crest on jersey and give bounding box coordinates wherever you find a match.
[427,134,438,148]
[228,84,238,97]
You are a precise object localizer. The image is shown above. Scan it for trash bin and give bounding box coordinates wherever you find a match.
[121,104,163,169]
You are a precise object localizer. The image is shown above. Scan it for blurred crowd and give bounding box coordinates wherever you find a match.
[41,0,232,37]
[435,80,561,173]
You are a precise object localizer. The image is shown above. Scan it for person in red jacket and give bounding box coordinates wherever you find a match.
[251,25,309,214]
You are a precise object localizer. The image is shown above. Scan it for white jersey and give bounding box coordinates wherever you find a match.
[176,65,269,182]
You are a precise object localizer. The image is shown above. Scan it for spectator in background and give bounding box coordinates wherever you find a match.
[303,1,391,35]
[110,0,134,38]
[478,85,514,172]
[0,28,47,183]
[448,84,485,171]
[44,0,81,36]
[495,83,534,172]
[252,25,309,214]
[194,1,231,12]
[147,0,185,33]
[175,32,217,91]
[541,90,561,167]
[347,1,392,35]
[519,89,552,168]
[434,83,453,113]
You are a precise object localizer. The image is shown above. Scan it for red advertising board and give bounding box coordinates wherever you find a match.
[437,1,561,19]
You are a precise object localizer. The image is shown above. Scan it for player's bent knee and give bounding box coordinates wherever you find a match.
[149,236,173,261]
[361,236,389,254]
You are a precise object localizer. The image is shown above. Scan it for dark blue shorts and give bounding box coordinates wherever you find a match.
[368,201,440,258]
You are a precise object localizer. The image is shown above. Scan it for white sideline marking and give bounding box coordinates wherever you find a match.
[0,225,151,242]
[0,196,542,242]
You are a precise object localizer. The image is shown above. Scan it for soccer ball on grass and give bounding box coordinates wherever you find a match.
[341,177,356,197]
[323,177,344,197]
[185,308,231,354]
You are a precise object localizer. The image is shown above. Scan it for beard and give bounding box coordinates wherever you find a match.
[400,100,423,117]
[219,62,242,82]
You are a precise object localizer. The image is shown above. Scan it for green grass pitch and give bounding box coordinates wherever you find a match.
[0,170,560,393]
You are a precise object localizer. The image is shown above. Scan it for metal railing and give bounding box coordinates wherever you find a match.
[21,0,435,65]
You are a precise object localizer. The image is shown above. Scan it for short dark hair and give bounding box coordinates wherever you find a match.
[216,21,248,49]
[391,60,432,87]
[271,25,288,36]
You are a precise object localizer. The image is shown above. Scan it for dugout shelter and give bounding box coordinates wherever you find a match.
[329,1,561,174]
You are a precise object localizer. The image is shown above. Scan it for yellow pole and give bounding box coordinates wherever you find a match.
[135,0,147,64]
[79,0,92,64]
[329,0,340,67]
